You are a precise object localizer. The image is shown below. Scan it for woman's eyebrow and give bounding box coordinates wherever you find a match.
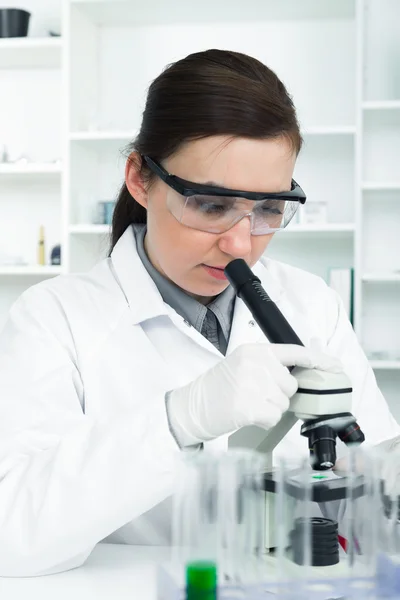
[202,180,225,187]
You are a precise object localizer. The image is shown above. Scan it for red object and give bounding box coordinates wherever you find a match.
[338,534,348,552]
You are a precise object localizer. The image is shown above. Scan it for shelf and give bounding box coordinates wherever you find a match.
[69,224,111,234]
[302,126,356,136]
[362,182,400,191]
[369,360,400,370]
[70,131,134,142]
[0,163,62,184]
[71,0,355,26]
[70,224,355,237]
[0,37,62,69]
[285,223,355,234]
[362,273,400,283]
[69,131,134,153]
[0,163,61,175]
[363,101,400,111]
[69,224,354,236]
[0,265,62,276]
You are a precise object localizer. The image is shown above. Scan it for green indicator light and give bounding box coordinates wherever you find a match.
[312,474,328,480]
[186,561,217,600]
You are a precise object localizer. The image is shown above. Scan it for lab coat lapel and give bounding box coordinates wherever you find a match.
[165,306,223,356]
[226,297,264,353]
[111,227,169,324]
[112,228,224,357]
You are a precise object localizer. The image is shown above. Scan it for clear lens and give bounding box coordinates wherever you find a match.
[184,195,240,234]
[166,189,300,235]
[251,199,299,235]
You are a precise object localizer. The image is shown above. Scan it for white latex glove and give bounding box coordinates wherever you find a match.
[334,438,400,493]
[166,343,343,448]
[374,436,400,499]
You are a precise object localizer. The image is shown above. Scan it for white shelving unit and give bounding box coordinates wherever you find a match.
[0,0,63,327]
[285,223,355,234]
[355,0,400,424]
[363,101,400,110]
[302,126,356,136]
[362,273,400,283]
[370,361,400,371]
[362,182,400,191]
[0,36,62,68]
[69,224,110,234]
[68,0,355,24]
[0,162,61,174]
[1,0,399,411]
[69,131,134,142]
[0,265,62,276]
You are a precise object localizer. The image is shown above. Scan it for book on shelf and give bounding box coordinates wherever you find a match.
[328,267,354,326]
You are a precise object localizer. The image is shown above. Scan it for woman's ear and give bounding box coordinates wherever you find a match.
[125,152,148,209]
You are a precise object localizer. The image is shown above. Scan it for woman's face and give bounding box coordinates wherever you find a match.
[126,136,296,303]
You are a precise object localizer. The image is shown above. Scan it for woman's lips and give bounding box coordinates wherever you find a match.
[202,264,228,280]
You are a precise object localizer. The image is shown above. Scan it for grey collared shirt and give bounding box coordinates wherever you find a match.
[134,225,235,355]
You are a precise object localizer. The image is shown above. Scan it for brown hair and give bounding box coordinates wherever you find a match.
[111,49,302,251]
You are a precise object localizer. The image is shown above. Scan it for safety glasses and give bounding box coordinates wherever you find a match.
[142,155,307,235]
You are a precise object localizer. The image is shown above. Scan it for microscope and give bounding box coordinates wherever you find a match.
[224,259,366,549]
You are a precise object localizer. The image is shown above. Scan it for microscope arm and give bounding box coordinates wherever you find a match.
[229,413,298,476]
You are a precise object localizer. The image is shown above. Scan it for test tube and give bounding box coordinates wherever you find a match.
[171,449,266,587]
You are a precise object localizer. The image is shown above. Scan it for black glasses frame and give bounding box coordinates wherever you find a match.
[142,156,307,204]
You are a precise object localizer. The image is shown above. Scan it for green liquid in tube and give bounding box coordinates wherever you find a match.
[185,561,217,600]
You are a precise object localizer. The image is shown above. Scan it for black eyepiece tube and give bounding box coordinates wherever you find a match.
[224,259,304,347]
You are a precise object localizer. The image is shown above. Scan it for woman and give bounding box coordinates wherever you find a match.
[0,49,398,577]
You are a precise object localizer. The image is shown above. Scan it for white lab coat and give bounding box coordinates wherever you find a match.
[0,225,398,577]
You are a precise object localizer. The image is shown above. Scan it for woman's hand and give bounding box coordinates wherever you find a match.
[166,343,342,447]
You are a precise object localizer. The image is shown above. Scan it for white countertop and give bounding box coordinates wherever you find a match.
[0,543,390,599]
[0,544,171,600]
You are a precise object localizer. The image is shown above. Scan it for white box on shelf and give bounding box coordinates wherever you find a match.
[300,201,328,225]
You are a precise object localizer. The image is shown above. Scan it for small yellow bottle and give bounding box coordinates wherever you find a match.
[38,225,45,266]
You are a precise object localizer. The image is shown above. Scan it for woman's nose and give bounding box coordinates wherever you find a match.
[217,215,252,259]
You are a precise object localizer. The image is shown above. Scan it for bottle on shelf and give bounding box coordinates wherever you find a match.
[50,244,61,266]
[37,225,46,266]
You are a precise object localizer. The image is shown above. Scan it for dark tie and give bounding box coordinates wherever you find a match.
[201,308,221,352]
